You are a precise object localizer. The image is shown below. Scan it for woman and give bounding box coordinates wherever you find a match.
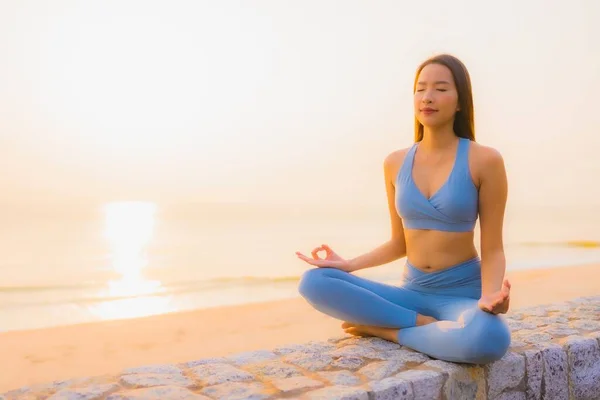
[296,54,511,364]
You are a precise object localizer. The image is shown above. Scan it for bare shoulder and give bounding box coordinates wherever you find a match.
[468,141,506,185]
[384,147,411,183]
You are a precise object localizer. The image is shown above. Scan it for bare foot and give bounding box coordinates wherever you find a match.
[416,314,438,326]
[341,322,399,343]
[341,314,439,343]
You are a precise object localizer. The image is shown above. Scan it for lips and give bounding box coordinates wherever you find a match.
[421,108,437,114]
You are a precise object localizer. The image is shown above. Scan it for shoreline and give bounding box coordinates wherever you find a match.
[4,258,600,335]
[2,261,600,392]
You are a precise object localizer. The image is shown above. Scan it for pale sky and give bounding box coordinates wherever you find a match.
[1,0,599,211]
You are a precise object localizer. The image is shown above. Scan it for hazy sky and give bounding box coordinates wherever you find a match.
[1,0,599,211]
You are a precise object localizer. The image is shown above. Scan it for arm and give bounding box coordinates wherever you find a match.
[348,152,407,272]
[477,147,508,297]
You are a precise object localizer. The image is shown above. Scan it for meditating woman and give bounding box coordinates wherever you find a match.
[296,54,511,364]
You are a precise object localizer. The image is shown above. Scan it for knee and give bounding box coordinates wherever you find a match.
[466,310,512,364]
[298,267,340,302]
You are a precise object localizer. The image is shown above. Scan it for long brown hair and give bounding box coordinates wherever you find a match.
[413,54,475,142]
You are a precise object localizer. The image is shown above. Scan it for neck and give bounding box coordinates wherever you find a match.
[420,124,458,151]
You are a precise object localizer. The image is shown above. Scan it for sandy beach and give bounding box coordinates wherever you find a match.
[1,262,600,392]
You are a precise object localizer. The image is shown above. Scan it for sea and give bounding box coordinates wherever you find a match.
[1,201,599,332]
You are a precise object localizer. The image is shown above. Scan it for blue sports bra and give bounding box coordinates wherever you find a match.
[395,137,478,232]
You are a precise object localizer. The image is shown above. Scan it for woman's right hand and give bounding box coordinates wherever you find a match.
[295,244,353,272]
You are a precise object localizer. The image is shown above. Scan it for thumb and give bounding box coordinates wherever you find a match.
[502,280,511,295]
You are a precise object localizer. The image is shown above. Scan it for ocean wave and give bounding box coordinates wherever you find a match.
[0,274,303,294]
[0,274,306,309]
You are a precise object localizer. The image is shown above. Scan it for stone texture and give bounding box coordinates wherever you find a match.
[270,376,324,393]
[304,385,369,400]
[328,345,388,360]
[360,337,403,351]
[564,336,600,400]
[47,384,120,400]
[3,296,600,400]
[514,330,553,344]
[330,356,366,370]
[245,360,303,379]
[423,360,486,400]
[524,348,544,400]
[106,386,211,399]
[366,377,413,400]
[272,341,335,356]
[317,371,362,386]
[119,373,194,389]
[183,357,230,367]
[543,325,580,338]
[495,392,526,400]
[571,320,600,331]
[227,350,279,366]
[395,369,445,399]
[189,363,255,385]
[200,382,269,400]
[538,343,569,400]
[121,365,182,375]
[357,360,406,381]
[379,348,431,363]
[507,320,537,330]
[281,352,333,371]
[485,352,526,398]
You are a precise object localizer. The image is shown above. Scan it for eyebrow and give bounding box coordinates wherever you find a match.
[416,80,451,85]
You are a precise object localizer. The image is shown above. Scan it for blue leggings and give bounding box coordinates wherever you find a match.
[298,257,511,364]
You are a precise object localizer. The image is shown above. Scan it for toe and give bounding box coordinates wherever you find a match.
[346,328,362,337]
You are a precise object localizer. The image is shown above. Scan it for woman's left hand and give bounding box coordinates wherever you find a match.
[478,279,511,314]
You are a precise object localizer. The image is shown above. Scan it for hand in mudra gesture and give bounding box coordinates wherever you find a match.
[295,244,352,272]
[478,279,511,314]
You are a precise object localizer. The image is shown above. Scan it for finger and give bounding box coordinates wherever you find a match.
[321,244,333,254]
[492,295,505,306]
[296,253,318,265]
[485,297,500,309]
[319,245,331,258]
[491,305,505,315]
[311,247,323,259]
[493,298,510,314]
[488,301,502,314]
[484,298,501,312]
[491,299,506,311]
[298,254,331,267]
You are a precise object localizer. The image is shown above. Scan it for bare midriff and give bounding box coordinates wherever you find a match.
[404,229,478,272]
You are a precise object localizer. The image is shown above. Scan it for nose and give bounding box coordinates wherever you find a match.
[421,91,433,104]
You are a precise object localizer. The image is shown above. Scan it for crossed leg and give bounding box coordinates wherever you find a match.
[299,268,511,364]
[298,267,431,329]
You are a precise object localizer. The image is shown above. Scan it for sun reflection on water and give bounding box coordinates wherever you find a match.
[90,201,174,320]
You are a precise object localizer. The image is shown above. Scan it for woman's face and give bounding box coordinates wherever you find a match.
[414,63,459,129]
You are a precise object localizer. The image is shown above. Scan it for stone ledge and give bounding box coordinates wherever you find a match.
[3,296,600,400]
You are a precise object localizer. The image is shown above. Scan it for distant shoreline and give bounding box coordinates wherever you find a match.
[2,255,600,333]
